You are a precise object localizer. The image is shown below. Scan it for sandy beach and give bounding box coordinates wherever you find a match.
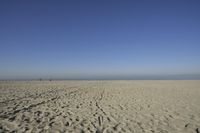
[0,80,200,133]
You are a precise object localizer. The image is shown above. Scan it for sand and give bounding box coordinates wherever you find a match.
[0,80,200,133]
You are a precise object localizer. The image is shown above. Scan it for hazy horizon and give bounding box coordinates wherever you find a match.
[0,0,200,80]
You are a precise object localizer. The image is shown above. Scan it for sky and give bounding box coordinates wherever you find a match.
[0,0,200,80]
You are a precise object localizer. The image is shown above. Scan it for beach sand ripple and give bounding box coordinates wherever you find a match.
[0,80,200,133]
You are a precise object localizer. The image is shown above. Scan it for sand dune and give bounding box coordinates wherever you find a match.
[0,80,200,133]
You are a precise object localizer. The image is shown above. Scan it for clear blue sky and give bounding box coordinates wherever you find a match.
[0,0,200,79]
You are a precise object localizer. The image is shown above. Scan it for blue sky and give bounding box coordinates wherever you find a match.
[0,0,200,79]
